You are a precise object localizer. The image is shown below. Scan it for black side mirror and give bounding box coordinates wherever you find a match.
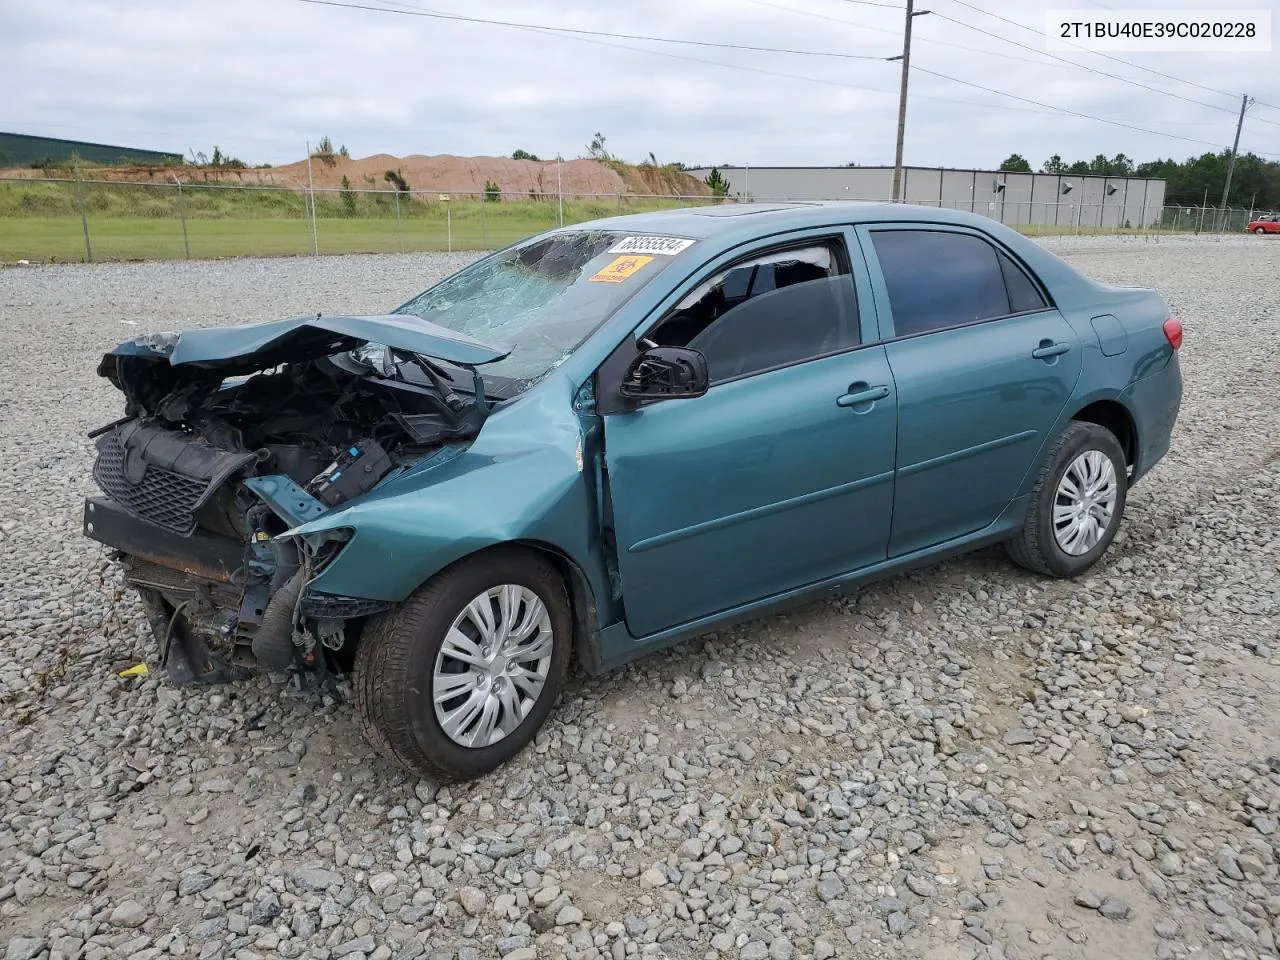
[619,346,709,401]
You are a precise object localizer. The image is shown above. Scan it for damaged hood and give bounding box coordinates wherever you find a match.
[103,313,511,376]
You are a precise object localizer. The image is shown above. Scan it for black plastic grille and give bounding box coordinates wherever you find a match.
[93,433,208,536]
[301,593,395,620]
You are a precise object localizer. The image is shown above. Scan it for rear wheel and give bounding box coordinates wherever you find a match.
[354,547,571,782]
[1007,421,1127,578]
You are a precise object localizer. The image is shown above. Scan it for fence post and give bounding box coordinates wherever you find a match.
[481,193,488,247]
[447,201,452,253]
[305,141,319,256]
[394,189,404,254]
[74,166,93,263]
[173,175,190,259]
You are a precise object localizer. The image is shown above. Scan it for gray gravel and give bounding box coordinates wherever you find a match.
[1,236,1278,960]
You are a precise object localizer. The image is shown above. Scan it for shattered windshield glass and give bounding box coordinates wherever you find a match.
[394,230,686,383]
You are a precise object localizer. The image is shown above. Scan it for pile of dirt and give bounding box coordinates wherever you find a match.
[2,154,712,199]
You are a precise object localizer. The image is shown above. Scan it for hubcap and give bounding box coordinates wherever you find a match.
[1053,449,1118,556]
[432,585,554,748]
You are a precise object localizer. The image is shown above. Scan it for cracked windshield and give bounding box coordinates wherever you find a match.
[395,230,688,383]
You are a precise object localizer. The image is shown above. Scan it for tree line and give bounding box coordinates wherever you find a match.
[998,150,1280,209]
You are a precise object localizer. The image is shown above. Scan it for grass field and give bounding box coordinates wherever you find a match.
[0,215,563,261]
[0,177,1215,263]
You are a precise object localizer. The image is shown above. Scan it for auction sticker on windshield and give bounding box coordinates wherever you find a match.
[608,236,696,255]
[590,255,655,283]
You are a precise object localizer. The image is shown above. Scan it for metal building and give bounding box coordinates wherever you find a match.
[687,165,1168,229]
[0,132,183,168]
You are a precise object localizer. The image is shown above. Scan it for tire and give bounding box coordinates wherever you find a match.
[1257,227,1267,235]
[1007,421,1128,578]
[353,547,571,782]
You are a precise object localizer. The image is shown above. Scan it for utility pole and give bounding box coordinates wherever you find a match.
[1218,93,1253,231]
[888,1,931,202]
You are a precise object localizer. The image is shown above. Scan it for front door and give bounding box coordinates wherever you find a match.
[860,225,1084,556]
[599,234,898,638]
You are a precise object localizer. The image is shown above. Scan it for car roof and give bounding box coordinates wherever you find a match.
[552,201,1017,241]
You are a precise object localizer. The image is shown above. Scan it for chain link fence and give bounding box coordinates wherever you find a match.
[0,175,1272,263]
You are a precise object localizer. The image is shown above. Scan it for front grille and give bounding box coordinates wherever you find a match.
[301,593,395,620]
[93,432,207,536]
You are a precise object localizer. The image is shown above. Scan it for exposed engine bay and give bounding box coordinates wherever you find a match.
[84,316,510,683]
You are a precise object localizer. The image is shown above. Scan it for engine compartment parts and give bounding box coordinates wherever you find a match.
[85,320,509,683]
[308,439,393,506]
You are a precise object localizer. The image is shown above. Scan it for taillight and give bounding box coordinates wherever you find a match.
[1163,317,1183,350]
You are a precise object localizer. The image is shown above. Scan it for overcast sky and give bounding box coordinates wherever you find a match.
[3,0,1278,170]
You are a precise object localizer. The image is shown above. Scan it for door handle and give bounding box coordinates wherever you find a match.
[1032,340,1071,360]
[836,384,891,407]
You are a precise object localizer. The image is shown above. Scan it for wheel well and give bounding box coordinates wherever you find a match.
[1072,400,1136,467]
[486,540,603,676]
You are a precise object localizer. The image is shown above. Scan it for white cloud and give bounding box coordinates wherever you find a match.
[1,0,1276,170]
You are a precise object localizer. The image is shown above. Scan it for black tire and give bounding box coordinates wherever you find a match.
[353,547,571,782]
[1007,421,1128,578]
[1256,227,1267,235]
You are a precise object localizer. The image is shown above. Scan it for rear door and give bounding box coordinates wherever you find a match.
[858,224,1083,556]
[598,230,898,637]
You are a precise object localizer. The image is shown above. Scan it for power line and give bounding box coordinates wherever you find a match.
[924,7,1280,129]
[307,0,1280,157]
[310,0,1102,119]
[942,0,1280,114]
[747,0,1055,67]
[298,0,888,59]
[754,0,1272,127]
[910,63,1280,158]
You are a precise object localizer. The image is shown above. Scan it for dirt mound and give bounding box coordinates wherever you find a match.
[1,154,712,199]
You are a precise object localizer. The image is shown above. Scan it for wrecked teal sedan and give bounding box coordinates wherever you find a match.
[84,203,1183,781]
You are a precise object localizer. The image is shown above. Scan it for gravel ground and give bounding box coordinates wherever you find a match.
[1,235,1278,960]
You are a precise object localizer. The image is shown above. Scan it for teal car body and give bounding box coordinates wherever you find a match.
[270,202,1182,672]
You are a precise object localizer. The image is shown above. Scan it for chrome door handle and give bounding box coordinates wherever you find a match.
[836,384,890,407]
[1032,341,1071,360]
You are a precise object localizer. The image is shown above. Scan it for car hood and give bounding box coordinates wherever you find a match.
[104,313,510,375]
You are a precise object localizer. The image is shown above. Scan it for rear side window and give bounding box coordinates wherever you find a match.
[870,230,1044,337]
[648,242,859,383]
[999,250,1048,313]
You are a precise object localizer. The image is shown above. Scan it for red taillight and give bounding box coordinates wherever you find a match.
[1163,317,1183,350]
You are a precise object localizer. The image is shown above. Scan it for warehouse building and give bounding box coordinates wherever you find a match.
[687,165,1168,229]
[0,132,182,167]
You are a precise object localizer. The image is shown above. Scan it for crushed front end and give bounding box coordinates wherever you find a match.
[84,315,506,683]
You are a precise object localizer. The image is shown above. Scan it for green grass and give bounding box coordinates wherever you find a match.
[0,215,567,261]
[0,180,724,261]
[0,178,1211,262]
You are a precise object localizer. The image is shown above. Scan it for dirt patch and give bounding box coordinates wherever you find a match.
[1,154,713,199]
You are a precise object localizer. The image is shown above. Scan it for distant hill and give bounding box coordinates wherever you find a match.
[1,152,713,199]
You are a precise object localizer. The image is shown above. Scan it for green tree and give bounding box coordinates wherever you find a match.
[586,132,609,160]
[340,175,357,216]
[998,153,1032,173]
[484,180,502,203]
[704,167,730,197]
[1041,154,1067,174]
[512,149,540,161]
[384,169,410,193]
[312,136,337,167]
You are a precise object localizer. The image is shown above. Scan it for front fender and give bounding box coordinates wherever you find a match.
[292,375,611,616]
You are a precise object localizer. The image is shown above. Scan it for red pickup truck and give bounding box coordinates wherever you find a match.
[1247,215,1280,234]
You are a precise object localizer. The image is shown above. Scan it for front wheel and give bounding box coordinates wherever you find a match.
[354,547,571,782]
[1007,421,1127,578]
[1257,227,1267,235]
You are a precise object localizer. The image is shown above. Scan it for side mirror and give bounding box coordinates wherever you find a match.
[618,346,709,401]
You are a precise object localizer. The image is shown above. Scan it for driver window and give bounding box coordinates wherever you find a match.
[647,242,859,383]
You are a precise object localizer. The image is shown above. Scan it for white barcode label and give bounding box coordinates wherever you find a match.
[608,236,697,256]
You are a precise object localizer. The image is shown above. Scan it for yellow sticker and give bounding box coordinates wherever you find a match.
[590,255,655,283]
[118,663,150,678]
